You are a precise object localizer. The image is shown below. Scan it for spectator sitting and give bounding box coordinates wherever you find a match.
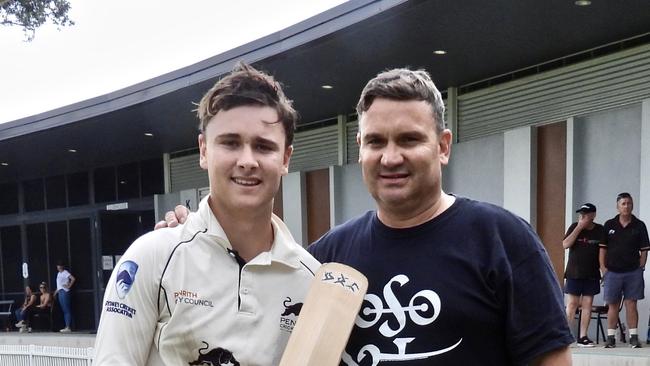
[35,282,53,312]
[30,282,53,331]
[15,286,37,332]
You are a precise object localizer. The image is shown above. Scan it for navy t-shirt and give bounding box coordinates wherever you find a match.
[309,197,572,366]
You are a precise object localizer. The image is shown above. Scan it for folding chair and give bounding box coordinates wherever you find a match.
[576,298,626,344]
[31,306,53,331]
[0,300,14,331]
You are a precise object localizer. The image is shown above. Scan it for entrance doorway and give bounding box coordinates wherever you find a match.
[98,210,154,292]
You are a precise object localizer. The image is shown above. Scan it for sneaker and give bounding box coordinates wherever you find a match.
[59,327,71,333]
[576,336,595,347]
[18,325,27,333]
[14,320,24,328]
[605,335,616,348]
[630,335,642,348]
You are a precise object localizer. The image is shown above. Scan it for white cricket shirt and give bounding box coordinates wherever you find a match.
[93,196,320,365]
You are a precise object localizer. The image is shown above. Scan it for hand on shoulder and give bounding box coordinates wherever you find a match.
[154,205,190,229]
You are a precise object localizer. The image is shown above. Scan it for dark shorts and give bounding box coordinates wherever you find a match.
[603,268,645,303]
[564,278,600,296]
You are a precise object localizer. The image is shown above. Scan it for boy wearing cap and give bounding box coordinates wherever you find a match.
[563,203,605,347]
[600,192,650,348]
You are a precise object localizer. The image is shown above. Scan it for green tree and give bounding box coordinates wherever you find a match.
[1,0,74,41]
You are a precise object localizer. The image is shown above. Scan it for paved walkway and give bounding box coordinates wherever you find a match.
[0,331,95,348]
[2,331,650,365]
[571,342,650,366]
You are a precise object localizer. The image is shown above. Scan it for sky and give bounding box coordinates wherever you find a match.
[0,0,347,124]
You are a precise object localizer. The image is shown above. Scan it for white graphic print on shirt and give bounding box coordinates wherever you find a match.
[341,274,462,365]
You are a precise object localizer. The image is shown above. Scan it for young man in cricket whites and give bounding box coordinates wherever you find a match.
[94,62,320,365]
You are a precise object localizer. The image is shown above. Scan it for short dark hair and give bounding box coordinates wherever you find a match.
[196,61,297,146]
[616,192,632,202]
[356,68,445,133]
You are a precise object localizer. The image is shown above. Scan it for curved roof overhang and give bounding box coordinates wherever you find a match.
[1,0,650,182]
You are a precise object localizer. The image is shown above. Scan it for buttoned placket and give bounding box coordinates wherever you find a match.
[239,265,255,314]
[226,248,250,313]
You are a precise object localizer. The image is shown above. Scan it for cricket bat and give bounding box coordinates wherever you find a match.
[279,262,368,366]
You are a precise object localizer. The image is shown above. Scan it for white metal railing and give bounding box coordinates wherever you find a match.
[0,344,93,366]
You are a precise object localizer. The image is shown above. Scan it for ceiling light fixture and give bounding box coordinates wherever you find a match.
[433,50,447,55]
[574,0,591,6]
[68,149,77,153]
[321,85,333,89]
[144,133,154,137]
[1,162,8,166]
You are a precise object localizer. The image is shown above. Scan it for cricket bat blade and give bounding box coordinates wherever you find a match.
[279,262,368,366]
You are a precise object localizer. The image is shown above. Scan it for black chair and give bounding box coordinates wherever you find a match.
[576,298,626,344]
[31,306,53,331]
[0,300,14,331]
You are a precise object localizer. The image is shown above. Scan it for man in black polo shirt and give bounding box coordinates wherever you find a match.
[600,192,650,348]
[563,203,605,347]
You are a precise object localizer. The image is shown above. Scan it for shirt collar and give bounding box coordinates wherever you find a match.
[198,196,228,238]
[194,195,303,269]
[614,214,639,228]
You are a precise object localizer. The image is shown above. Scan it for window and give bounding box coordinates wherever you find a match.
[69,219,92,291]
[27,223,47,286]
[94,167,116,203]
[117,163,139,200]
[0,183,18,214]
[67,171,89,206]
[47,221,69,282]
[45,175,66,209]
[23,179,45,212]
[140,158,164,196]
[1,226,22,293]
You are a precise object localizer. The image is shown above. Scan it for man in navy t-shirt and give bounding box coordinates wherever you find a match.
[309,68,573,365]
